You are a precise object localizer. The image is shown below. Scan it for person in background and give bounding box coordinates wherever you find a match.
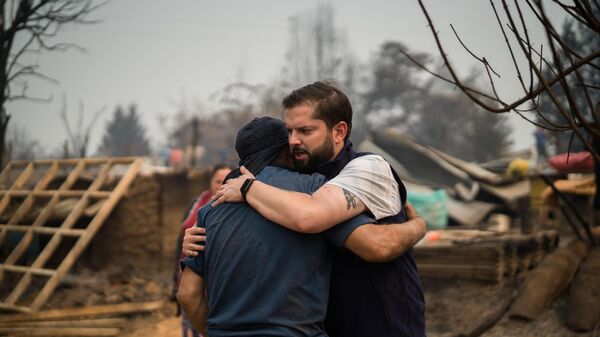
[173,164,232,337]
[534,127,549,170]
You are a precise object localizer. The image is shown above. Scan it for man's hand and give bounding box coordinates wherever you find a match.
[343,202,427,263]
[212,166,255,206]
[404,202,427,240]
[183,226,206,257]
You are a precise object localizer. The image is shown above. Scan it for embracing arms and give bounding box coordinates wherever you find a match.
[212,167,368,233]
[177,268,208,335]
[343,204,426,262]
[183,203,427,263]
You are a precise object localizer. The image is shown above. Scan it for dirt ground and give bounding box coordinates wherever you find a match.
[41,264,596,337]
[422,278,594,337]
[120,306,180,337]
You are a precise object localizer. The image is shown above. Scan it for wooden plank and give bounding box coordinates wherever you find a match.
[11,162,35,190]
[1,264,55,276]
[0,162,13,186]
[0,327,121,336]
[0,162,14,215]
[0,163,35,247]
[109,157,138,164]
[0,225,85,236]
[58,161,86,190]
[7,194,35,224]
[0,197,62,283]
[1,160,80,302]
[0,301,163,322]
[32,161,59,192]
[6,272,33,305]
[0,190,112,198]
[31,159,141,310]
[1,196,61,268]
[0,193,11,219]
[56,195,90,229]
[3,160,32,166]
[0,158,140,311]
[88,160,114,191]
[415,258,500,266]
[6,196,86,303]
[9,157,133,166]
[10,157,137,166]
[0,303,32,313]
[510,241,590,320]
[1,160,87,280]
[417,263,501,273]
[2,195,84,303]
[0,317,127,328]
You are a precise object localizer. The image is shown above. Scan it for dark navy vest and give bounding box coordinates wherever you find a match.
[318,140,426,337]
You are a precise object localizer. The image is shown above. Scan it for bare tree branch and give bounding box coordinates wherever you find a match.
[0,0,102,164]
[411,0,600,158]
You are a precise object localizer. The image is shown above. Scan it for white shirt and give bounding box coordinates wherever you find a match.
[325,155,401,220]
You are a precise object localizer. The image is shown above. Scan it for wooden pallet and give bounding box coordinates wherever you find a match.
[415,230,560,285]
[0,301,163,336]
[0,158,141,312]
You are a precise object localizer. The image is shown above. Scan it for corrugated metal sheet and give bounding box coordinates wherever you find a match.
[363,128,530,208]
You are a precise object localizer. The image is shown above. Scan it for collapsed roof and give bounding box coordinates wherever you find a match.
[360,128,531,226]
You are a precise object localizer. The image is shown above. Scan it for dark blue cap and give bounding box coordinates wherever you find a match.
[229,116,288,178]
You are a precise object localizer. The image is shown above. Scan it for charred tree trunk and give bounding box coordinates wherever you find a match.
[0,108,10,168]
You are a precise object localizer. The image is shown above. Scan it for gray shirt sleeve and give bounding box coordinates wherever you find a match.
[325,155,401,220]
[323,212,375,250]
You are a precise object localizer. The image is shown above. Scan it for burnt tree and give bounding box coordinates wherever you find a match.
[0,0,100,165]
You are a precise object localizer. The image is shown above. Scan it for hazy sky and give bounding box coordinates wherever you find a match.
[7,0,566,156]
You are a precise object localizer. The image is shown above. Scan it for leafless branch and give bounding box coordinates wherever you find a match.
[2,0,103,105]
[412,0,600,158]
[449,24,500,78]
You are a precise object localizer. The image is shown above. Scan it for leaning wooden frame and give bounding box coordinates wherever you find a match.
[0,157,141,313]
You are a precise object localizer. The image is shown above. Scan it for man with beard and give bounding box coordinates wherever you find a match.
[210,81,426,337]
[178,116,425,336]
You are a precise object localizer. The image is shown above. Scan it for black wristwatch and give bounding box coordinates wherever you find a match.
[240,178,256,202]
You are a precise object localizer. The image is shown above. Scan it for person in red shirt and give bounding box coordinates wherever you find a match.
[173,164,232,337]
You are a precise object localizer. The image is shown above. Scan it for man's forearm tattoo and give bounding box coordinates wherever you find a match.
[343,188,358,210]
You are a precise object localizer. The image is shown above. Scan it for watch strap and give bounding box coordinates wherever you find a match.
[240,178,256,202]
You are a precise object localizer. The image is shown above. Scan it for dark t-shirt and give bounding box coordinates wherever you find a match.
[181,165,373,337]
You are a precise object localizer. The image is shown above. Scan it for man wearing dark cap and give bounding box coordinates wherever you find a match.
[210,81,426,337]
[178,117,424,336]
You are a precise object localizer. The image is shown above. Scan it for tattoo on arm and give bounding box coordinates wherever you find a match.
[343,188,358,210]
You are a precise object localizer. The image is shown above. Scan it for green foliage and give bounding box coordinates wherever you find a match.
[97,104,151,157]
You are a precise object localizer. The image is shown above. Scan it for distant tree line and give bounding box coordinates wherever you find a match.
[9,2,516,164]
[159,3,513,164]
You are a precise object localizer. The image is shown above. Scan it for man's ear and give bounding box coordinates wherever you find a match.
[332,121,348,144]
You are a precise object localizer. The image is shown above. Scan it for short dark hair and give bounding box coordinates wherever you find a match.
[282,80,353,140]
[211,164,232,178]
